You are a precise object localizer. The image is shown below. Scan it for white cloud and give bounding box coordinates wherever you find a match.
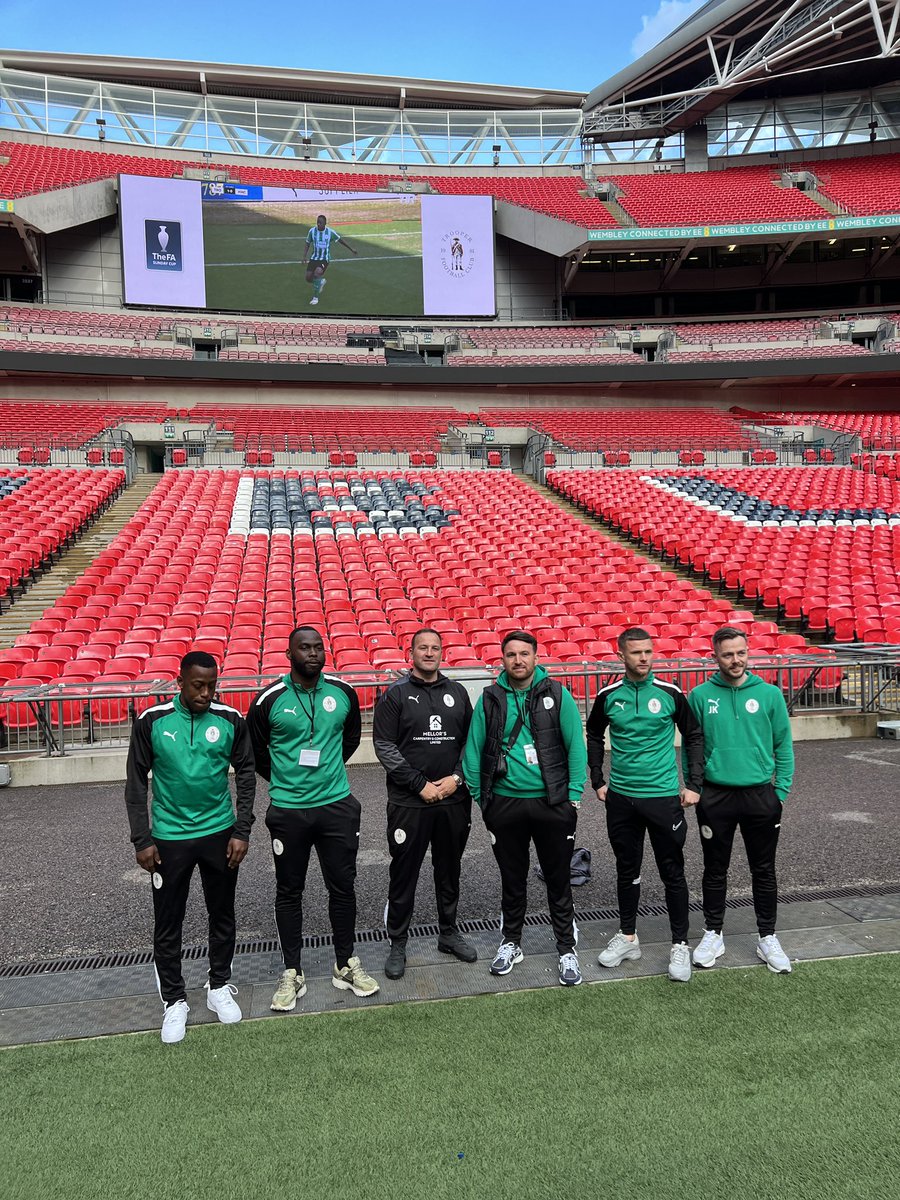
[632,0,707,60]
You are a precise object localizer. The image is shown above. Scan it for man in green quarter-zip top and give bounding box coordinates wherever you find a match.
[686,625,795,975]
[247,626,379,1010]
[462,630,587,987]
[587,627,705,983]
[125,651,257,1044]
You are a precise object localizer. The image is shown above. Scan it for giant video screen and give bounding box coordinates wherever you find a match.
[120,175,495,317]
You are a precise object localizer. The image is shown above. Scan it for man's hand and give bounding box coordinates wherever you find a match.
[596,785,608,802]
[432,776,459,800]
[227,837,249,869]
[136,844,160,872]
[681,788,701,808]
[419,781,442,803]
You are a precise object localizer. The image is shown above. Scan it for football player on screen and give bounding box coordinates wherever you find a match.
[302,213,358,306]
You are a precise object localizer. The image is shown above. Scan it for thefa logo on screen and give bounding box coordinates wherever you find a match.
[439,229,475,278]
[144,220,183,272]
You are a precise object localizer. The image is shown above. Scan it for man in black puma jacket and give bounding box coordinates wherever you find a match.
[373,628,475,979]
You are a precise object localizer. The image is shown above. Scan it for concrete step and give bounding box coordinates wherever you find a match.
[0,474,161,649]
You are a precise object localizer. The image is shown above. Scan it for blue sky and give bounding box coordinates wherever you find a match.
[0,0,706,93]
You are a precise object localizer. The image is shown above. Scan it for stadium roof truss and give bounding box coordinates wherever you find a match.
[0,59,584,167]
[583,0,900,141]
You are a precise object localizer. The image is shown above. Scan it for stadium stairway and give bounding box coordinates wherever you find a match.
[0,474,160,649]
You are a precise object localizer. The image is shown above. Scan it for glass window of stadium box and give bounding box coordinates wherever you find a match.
[712,245,766,268]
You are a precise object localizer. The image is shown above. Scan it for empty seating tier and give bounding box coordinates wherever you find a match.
[0,469,797,710]
[0,400,171,448]
[6,140,900,228]
[0,467,124,602]
[480,407,750,451]
[548,467,900,643]
[765,411,900,451]
[598,165,831,227]
[187,405,459,453]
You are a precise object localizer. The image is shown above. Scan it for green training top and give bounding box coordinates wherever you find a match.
[685,671,794,800]
[124,693,256,846]
[247,673,362,809]
[462,665,587,805]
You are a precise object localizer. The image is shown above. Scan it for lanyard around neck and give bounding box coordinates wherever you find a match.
[512,688,531,734]
[289,679,319,742]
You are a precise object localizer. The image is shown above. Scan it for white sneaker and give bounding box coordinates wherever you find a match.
[692,929,725,968]
[206,982,242,1024]
[161,999,189,1044]
[598,931,641,968]
[668,942,692,983]
[309,297,319,306]
[757,934,792,973]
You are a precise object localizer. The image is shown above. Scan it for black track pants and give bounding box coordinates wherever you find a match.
[386,800,472,943]
[605,789,689,943]
[484,793,578,955]
[696,782,782,937]
[151,828,239,1006]
[266,795,361,971]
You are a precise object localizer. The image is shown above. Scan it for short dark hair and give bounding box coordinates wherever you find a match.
[289,625,324,646]
[317,213,327,221]
[411,627,442,650]
[617,627,653,652]
[180,650,218,674]
[501,629,538,653]
[712,625,749,649]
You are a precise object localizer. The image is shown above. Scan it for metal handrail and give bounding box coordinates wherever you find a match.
[0,650,893,759]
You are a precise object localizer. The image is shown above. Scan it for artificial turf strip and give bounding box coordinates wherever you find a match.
[2,955,898,1200]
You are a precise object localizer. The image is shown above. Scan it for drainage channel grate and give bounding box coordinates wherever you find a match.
[2,882,897,979]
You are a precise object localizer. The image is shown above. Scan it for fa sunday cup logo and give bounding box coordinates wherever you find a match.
[439,229,475,278]
[145,220,183,271]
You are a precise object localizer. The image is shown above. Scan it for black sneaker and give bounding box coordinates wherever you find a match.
[384,941,407,980]
[437,931,478,963]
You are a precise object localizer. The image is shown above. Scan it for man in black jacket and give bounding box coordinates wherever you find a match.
[462,631,588,987]
[373,628,476,979]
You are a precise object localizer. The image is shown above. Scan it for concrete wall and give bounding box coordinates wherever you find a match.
[4,375,900,412]
[495,235,559,320]
[44,215,123,308]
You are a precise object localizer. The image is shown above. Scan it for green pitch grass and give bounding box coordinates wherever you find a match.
[2,955,898,1200]
[203,219,424,316]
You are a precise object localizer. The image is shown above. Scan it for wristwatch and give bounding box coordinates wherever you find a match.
[452,773,463,787]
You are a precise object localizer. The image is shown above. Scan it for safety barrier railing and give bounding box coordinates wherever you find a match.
[0,651,894,759]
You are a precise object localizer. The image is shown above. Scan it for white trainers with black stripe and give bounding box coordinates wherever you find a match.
[757,934,792,973]
[692,929,725,968]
